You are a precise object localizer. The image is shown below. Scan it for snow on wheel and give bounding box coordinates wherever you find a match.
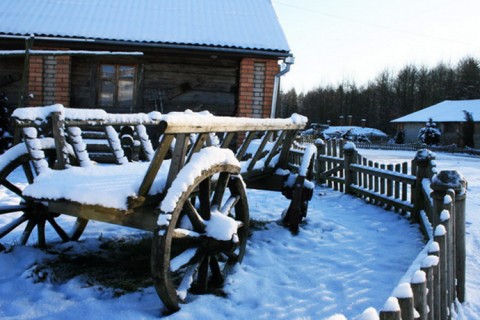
[0,141,88,248]
[151,162,249,312]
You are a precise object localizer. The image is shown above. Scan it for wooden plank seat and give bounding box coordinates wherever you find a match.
[22,160,171,211]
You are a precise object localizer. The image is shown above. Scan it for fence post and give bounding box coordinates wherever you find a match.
[379,297,401,320]
[393,283,414,320]
[422,255,439,320]
[429,241,441,320]
[343,142,356,194]
[315,139,326,184]
[431,170,467,303]
[434,225,448,320]
[412,149,435,223]
[411,270,428,320]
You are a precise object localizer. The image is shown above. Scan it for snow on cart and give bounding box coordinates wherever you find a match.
[0,104,315,311]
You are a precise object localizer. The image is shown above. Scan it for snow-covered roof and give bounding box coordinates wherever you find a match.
[391,99,480,123]
[323,126,388,138]
[0,0,290,54]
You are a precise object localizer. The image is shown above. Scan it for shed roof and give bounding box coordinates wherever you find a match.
[0,0,290,55]
[391,100,480,123]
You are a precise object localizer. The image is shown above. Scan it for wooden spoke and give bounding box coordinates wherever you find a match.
[209,255,224,287]
[220,195,240,216]
[22,162,35,184]
[2,179,23,198]
[184,200,206,233]
[170,247,201,272]
[47,217,70,242]
[20,219,36,245]
[171,229,202,250]
[0,204,28,214]
[69,218,89,241]
[0,214,28,239]
[174,250,204,301]
[211,172,230,210]
[176,264,198,302]
[224,251,240,265]
[198,177,211,220]
[196,255,210,293]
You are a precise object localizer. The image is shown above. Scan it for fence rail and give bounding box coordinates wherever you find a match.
[314,138,467,320]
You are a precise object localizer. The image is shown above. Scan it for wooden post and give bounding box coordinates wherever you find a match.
[393,283,414,320]
[315,139,326,184]
[380,297,401,320]
[18,35,34,109]
[343,142,356,195]
[51,112,70,169]
[412,149,435,223]
[428,241,441,320]
[434,225,448,320]
[411,270,428,320]
[394,163,401,212]
[431,170,467,303]
[422,255,439,320]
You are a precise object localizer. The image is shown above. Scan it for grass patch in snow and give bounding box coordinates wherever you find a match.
[34,235,153,296]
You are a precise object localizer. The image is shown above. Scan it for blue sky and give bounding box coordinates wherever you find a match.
[272,0,480,93]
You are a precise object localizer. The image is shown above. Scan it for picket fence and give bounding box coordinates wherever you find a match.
[315,138,467,320]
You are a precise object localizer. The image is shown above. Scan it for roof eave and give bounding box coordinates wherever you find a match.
[0,34,292,59]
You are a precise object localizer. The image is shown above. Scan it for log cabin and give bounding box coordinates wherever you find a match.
[0,0,293,118]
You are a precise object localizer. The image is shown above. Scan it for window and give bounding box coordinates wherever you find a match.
[98,64,136,109]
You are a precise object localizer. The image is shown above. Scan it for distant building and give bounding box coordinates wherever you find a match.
[0,0,292,118]
[391,99,480,147]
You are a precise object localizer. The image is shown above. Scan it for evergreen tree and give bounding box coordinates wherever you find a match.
[418,118,441,145]
[456,57,480,99]
[279,88,299,117]
[394,129,405,144]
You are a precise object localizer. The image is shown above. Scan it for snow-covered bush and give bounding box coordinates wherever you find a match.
[418,118,441,145]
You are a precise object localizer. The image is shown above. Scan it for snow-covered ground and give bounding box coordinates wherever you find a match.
[0,148,478,319]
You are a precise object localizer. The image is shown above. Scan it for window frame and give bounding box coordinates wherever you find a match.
[97,63,137,111]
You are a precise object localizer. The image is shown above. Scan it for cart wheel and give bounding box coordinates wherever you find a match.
[0,142,88,248]
[152,163,249,312]
[283,152,315,234]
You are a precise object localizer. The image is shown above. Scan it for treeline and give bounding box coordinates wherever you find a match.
[279,56,480,135]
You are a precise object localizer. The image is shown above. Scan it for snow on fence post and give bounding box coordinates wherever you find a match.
[431,170,467,303]
[411,270,428,320]
[315,138,326,184]
[411,149,435,224]
[393,283,414,320]
[379,297,401,320]
[343,141,356,195]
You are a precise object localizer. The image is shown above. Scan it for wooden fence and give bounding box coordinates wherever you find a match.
[298,134,480,155]
[315,139,467,320]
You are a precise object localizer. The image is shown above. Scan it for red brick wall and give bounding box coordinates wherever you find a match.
[27,53,71,107]
[28,56,44,106]
[237,57,279,118]
[54,56,71,107]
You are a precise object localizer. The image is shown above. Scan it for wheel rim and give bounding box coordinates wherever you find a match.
[0,148,88,248]
[152,164,249,311]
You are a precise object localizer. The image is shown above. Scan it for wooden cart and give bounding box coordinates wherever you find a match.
[0,105,315,311]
